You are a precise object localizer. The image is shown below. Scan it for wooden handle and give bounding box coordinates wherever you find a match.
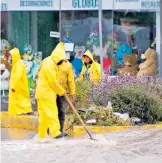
[65,95,86,128]
[65,95,95,140]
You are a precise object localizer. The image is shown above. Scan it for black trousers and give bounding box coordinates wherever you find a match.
[57,96,67,132]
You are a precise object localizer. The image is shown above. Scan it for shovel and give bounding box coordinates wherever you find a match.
[65,95,96,141]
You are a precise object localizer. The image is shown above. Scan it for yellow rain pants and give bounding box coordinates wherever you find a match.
[35,42,66,139]
[8,48,32,115]
[37,99,61,138]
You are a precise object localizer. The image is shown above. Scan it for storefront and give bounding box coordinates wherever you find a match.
[1,0,161,94]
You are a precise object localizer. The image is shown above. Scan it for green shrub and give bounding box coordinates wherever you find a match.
[75,80,92,109]
[110,86,162,123]
[90,76,162,124]
[65,106,130,126]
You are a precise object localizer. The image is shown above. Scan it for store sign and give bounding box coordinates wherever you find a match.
[1,0,160,11]
[115,0,139,1]
[140,0,160,10]
[61,0,113,10]
[1,0,8,11]
[1,3,8,11]
[114,0,160,10]
[50,31,60,38]
[72,0,98,8]
[114,0,141,10]
[1,0,60,11]
[20,0,53,7]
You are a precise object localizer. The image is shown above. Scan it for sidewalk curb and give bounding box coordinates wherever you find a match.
[1,112,162,136]
[0,112,38,131]
[72,125,162,136]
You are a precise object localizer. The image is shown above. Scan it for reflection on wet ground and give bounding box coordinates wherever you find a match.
[1,128,37,141]
[1,128,162,163]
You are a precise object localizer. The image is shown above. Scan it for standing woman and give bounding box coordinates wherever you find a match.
[77,50,101,84]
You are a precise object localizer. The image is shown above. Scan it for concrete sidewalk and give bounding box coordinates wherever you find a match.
[1,112,162,137]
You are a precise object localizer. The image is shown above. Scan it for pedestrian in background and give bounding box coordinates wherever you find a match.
[77,50,101,84]
[8,48,33,115]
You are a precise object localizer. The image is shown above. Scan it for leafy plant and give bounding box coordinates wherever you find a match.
[90,76,162,124]
[75,80,92,109]
[65,106,130,126]
[30,89,37,112]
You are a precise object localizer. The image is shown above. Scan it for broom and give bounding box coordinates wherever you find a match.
[65,95,96,141]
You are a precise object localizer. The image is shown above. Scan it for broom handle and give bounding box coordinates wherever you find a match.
[65,95,93,139]
[65,95,87,128]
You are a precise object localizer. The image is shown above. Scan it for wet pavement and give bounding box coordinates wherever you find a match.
[1,96,8,112]
[1,128,37,141]
[1,128,162,163]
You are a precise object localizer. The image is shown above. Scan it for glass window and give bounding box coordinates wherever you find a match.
[0,9,158,104]
[1,11,8,40]
[102,11,113,75]
[8,12,32,51]
[1,11,59,99]
[1,11,59,58]
[61,11,99,77]
[37,11,59,59]
[111,11,156,75]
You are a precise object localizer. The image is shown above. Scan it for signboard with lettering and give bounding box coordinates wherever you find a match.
[0,0,113,11]
[1,0,60,11]
[0,0,160,11]
[1,0,7,11]
[50,31,60,38]
[140,0,160,10]
[61,0,113,10]
[114,0,160,10]
[114,0,141,10]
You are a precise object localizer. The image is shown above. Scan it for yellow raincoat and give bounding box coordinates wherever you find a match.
[58,60,75,95]
[35,42,66,139]
[8,48,32,115]
[77,50,101,83]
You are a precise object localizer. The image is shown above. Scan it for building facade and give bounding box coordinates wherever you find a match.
[1,0,161,77]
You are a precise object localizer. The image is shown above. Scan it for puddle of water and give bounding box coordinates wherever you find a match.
[1,128,162,163]
[1,128,37,141]
[1,128,116,149]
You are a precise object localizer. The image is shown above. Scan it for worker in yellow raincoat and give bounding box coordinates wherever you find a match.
[77,50,101,84]
[8,48,33,115]
[35,42,67,139]
[57,55,75,133]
